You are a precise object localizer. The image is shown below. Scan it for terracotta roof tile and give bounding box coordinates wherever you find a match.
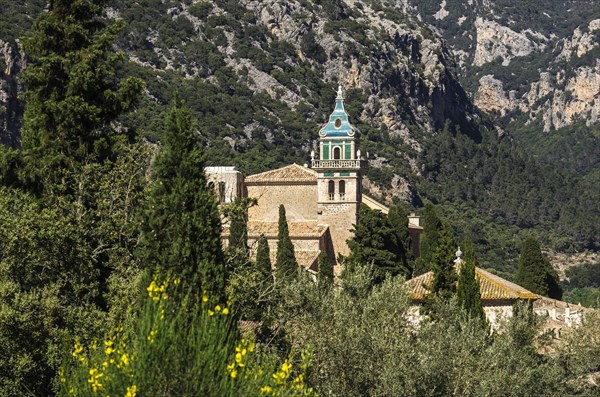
[245,164,317,184]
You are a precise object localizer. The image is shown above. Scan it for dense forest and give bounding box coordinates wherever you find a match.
[0,1,598,396]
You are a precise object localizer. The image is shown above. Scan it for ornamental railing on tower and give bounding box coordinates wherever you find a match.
[311,159,365,169]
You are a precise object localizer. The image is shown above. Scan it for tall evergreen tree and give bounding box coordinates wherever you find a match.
[20,0,143,192]
[515,237,562,299]
[415,201,442,276]
[430,222,457,299]
[225,197,251,273]
[138,100,225,298]
[256,234,273,283]
[457,242,486,324]
[348,204,411,284]
[318,251,334,289]
[276,204,298,280]
[387,203,413,275]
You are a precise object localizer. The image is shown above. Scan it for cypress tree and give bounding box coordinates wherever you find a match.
[457,242,486,324]
[515,237,562,299]
[318,251,334,289]
[256,234,272,282]
[430,222,457,299]
[226,197,250,272]
[20,0,143,192]
[138,99,225,298]
[415,201,442,276]
[276,205,298,280]
[387,203,413,275]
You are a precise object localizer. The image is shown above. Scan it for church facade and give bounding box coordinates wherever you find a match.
[206,86,422,274]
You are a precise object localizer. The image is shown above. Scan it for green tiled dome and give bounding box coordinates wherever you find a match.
[318,86,359,138]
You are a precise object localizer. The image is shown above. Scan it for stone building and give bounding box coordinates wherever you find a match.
[206,86,422,274]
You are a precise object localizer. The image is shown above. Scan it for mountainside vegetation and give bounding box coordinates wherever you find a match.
[0,2,598,395]
[0,0,598,281]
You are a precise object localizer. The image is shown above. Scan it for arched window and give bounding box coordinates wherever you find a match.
[218,181,226,203]
[339,180,346,200]
[333,146,341,160]
[328,180,335,200]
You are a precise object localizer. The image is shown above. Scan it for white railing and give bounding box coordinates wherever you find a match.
[312,159,363,169]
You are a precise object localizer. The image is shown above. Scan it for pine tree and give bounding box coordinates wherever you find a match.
[515,237,562,299]
[20,0,143,192]
[318,251,334,289]
[256,235,272,283]
[276,205,298,280]
[138,100,225,298]
[430,222,457,299]
[347,204,410,284]
[457,242,486,324]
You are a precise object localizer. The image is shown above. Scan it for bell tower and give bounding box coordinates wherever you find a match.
[312,86,366,261]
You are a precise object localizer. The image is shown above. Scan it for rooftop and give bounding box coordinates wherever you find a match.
[245,163,317,184]
[318,85,359,138]
[406,266,540,302]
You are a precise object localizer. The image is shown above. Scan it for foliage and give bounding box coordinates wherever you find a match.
[347,204,411,284]
[137,100,225,298]
[59,274,315,396]
[457,242,486,324]
[276,205,298,281]
[415,202,443,276]
[256,235,273,283]
[317,252,334,289]
[429,222,457,299]
[274,271,589,397]
[20,0,143,193]
[515,238,562,299]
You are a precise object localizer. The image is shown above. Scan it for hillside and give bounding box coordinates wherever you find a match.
[0,0,598,280]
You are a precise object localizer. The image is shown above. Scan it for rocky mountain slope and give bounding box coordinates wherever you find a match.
[0,0,598,277]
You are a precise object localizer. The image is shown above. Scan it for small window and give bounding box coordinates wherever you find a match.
[339,180,346,200]
[328,180,335,200]
[334,118,342,128]
[333,147,341,160]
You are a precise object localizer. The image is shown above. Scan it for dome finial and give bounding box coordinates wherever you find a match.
[454,246,463,265]
[337,84,343,100]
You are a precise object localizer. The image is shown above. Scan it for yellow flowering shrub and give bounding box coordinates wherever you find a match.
[59,273,314,397]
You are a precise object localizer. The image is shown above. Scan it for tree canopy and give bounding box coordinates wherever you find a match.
[515,237,562,299]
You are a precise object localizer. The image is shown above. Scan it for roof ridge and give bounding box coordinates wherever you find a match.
[475,267,539,299]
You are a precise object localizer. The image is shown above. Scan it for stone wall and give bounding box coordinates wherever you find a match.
[247,183,318,222]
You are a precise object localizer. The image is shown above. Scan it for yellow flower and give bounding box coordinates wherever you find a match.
[260,385,273,395]
[227,362,235,372]
[249,342,255,353]
[125,385,137,397]
[222,307,229,315]
[160,309,165,319]
[235,352,245,367]
[72,338,83,358]
[91,340,98,350]
[202,295,208,303]
[105,346,115,355]
[215,305,221,312]
[87,368,103,392]
[230,369,238,379]
[120,353,130,367]
[208,310,214,316]
[173,277,181,285]
[147,329,158,343]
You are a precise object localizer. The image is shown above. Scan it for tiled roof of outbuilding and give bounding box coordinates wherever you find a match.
[406,266,540,302]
